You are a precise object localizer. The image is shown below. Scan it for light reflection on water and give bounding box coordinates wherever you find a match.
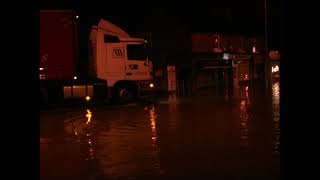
[88,106,165,178]
[272,82,280,154]
[149,105,157,147]
[239,86,250,148]
[147,105,162,173]
[82,109,96,161]
[238,81,280,155]
[40,86,280,179]
[73,109,99,178]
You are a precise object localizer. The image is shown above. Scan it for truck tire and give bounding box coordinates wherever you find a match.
[112,84,137,104]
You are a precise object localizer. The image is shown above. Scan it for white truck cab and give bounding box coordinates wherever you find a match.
[89,19,155,103]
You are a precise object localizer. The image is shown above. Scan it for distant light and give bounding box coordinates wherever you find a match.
[252,46,256,53]
[223,53,232,60]
[86,96,91,101]
[74,76,77,80]
[39,67,44,71]
[76,15,79,19]
[144,40,147,43]
[272,65,279,73]
[149,83,154,88]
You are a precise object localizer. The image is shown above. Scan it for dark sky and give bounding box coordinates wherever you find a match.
[40,0,282,49]
[75,4,265,33]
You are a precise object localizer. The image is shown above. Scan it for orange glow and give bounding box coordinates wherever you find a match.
[272,82,280,97]
[86,109,92,125]
[86,96,91,101]
[272,65,279,73]
[150,106,156,131]
[149,83,154,88]
[152,137,156,140]
[150,120,156,131]
[149,106,158,148]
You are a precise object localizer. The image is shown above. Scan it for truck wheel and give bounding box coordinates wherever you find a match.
[112,85,136,104]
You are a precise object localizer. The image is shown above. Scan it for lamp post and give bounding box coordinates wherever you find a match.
[264,0,271,94]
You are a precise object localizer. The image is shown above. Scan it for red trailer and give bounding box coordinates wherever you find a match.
[40,10,78,80]
[40,10,108,107]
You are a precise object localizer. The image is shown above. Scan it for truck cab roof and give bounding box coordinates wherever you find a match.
[93,19,130,38]
[91,19,145,43]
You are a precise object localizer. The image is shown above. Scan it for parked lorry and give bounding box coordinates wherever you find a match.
[40,10,155,106]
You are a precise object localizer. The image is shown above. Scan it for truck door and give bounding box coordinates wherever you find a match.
[105,43,126,82]
[124,43,151,80]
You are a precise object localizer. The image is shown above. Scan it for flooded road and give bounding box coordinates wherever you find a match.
[40,82,280,180]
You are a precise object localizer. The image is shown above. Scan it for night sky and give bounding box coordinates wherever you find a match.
[40,0,282,53]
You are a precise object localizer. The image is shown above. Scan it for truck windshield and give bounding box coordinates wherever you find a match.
[127,44,147,61]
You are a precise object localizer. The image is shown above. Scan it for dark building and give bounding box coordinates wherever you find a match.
[138,31,267,96]
[191,33,266,95]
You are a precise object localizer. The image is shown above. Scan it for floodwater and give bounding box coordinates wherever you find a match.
[40,82,280,180]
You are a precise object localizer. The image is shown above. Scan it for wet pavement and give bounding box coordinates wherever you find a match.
[40,82,280,180]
